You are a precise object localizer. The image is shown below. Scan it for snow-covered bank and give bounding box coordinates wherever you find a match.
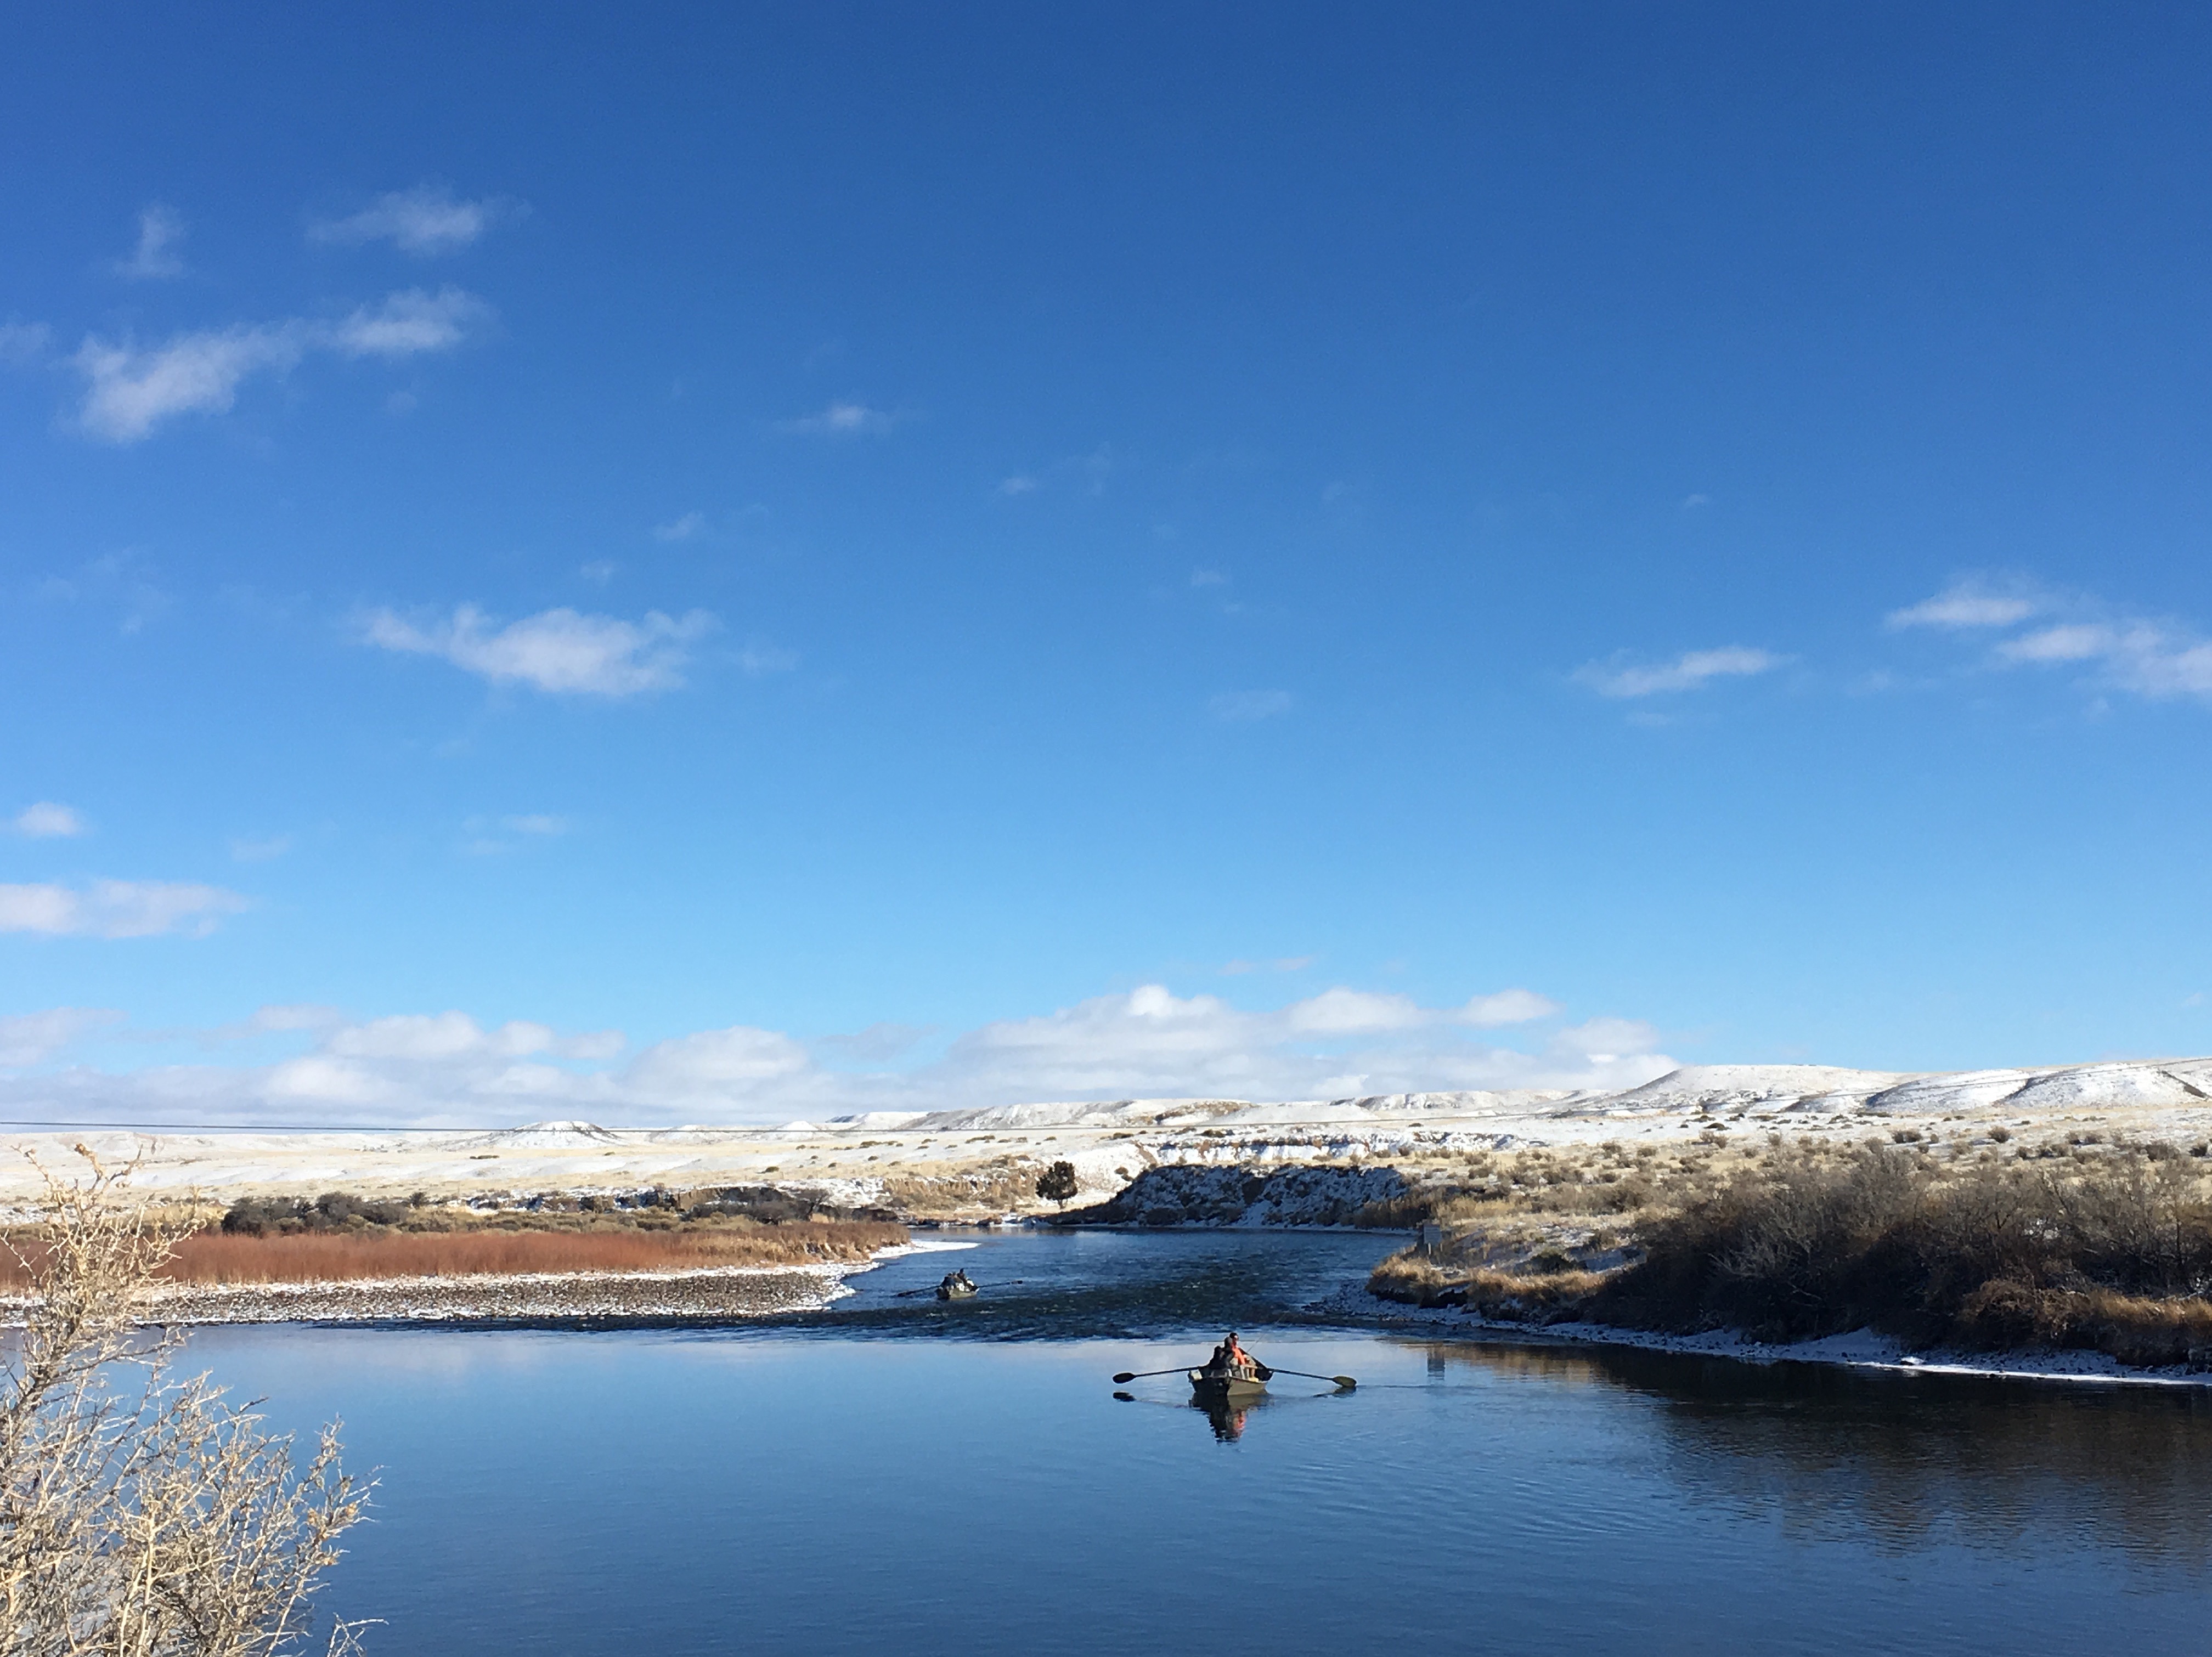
[1315,1283,2212,1389]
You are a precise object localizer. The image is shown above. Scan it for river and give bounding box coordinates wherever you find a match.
[191,1230,2212,1655]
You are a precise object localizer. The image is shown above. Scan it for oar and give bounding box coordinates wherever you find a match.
[1256,1367,1357,1390]
[1111,1366,1200,1383]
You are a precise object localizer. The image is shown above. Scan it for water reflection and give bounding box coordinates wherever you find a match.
[1409,1336,2212,1566]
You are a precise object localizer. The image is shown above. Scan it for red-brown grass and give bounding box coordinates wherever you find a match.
[0,1220,907,1290]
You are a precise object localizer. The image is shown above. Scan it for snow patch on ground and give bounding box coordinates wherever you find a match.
[1320,1286,2212,1389]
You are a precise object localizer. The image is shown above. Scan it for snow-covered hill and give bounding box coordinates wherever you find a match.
[912,1056,2212,1130]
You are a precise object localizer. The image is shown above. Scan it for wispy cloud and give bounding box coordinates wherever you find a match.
[229,834,292,863]
[308,185,527,256]
[12,802,87,839]
[0,1007,123,1066]
[327,287,489,358]
[1210,689,1294,722]
[363,603,718,697]
[112,206,187,279]
[501,814,567,836]
[1221,955,1315,976]
[777,400,895,436]
[0,880,249,939]
[1460,988,1561,1027]
[0,321,52,366]
[71,287,489,442]
[1889,578,2212,704]
[995,474,1039,496]
[735,640,799,676]
[653,511,707,542]
[1887,580,2042,630]
[1573,646,1785,699]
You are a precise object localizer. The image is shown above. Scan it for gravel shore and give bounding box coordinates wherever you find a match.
[8,1262,867,1327]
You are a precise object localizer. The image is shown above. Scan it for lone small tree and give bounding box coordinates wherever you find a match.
[1034,1161,1079,1210]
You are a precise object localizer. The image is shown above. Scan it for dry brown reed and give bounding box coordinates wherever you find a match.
[0,1219,908,1290]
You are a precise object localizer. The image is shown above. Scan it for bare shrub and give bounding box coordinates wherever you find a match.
[1589,1144,2212,1362]
[2,1154,369,1654]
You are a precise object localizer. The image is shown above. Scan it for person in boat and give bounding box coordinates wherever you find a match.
[1218,1332,1257,1376]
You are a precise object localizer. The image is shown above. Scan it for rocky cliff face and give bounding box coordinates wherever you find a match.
[1079,1162,1409,1227]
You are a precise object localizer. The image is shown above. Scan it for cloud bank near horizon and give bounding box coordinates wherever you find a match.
[0,982,1671,1128]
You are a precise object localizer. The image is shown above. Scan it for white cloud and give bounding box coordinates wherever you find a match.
[2000,620,2212,698]
[329,1013,553,1061]
[309,185,526,255]
[922,982,1667,1105]
[363,603,718,697]
[1573,646,1785,699]
[229,834,292,863]
[1894,579,2212,704]
[1221,955,1314,975]
[0,982,1664,1127]
[1887,582,2041,630]
[578,560,617,585]
[113,206,186,279]
[74,323,309,442]
[1210,689,1294,722]
[12,802,87,838]
[1282,988,1426,1034]
[996,475,1039,496]
[0,880,248,939]
[654,511,707,542]
[623,1026,813,1106]
[71,289,488,443]
[501,814,567,836]
[1189,568,1228,588]
[328,287,489,358]
[0,1007,123,1066]
[777,401,894,436]
[1459,988,1560,1027]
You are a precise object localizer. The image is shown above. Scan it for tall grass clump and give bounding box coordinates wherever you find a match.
[1592,1141,2212,1364]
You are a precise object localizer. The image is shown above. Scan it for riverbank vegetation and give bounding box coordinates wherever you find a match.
[1371,1132,2212,1367]
[0,1187,907,1291]
[2,1158,366,1653]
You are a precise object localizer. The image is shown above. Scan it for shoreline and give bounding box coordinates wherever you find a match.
[0,1239,968,1328]
[1311,1281,2212,1389]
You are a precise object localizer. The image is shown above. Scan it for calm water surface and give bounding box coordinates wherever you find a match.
[192,1231,2212,1655]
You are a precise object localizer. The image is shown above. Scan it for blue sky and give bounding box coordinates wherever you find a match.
[7,3,2212,1123]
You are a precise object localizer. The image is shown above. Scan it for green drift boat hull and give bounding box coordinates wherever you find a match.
[1188,1368,1268,1405]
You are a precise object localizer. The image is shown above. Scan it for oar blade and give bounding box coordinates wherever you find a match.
[1333,1377,1357,1390]
[1112,1372,1137,1384]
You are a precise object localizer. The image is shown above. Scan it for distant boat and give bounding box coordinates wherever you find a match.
[935,1269,978,1300]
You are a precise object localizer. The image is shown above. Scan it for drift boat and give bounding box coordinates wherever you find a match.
[935,1269,978,1300]
[1188,1362,1269,1405]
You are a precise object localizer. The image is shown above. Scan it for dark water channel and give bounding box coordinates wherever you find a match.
[193,1230,2212,1655]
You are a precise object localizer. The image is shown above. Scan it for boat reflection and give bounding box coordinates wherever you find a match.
[1110,1385,1267,1441]
[1197,1395,1256,1441]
